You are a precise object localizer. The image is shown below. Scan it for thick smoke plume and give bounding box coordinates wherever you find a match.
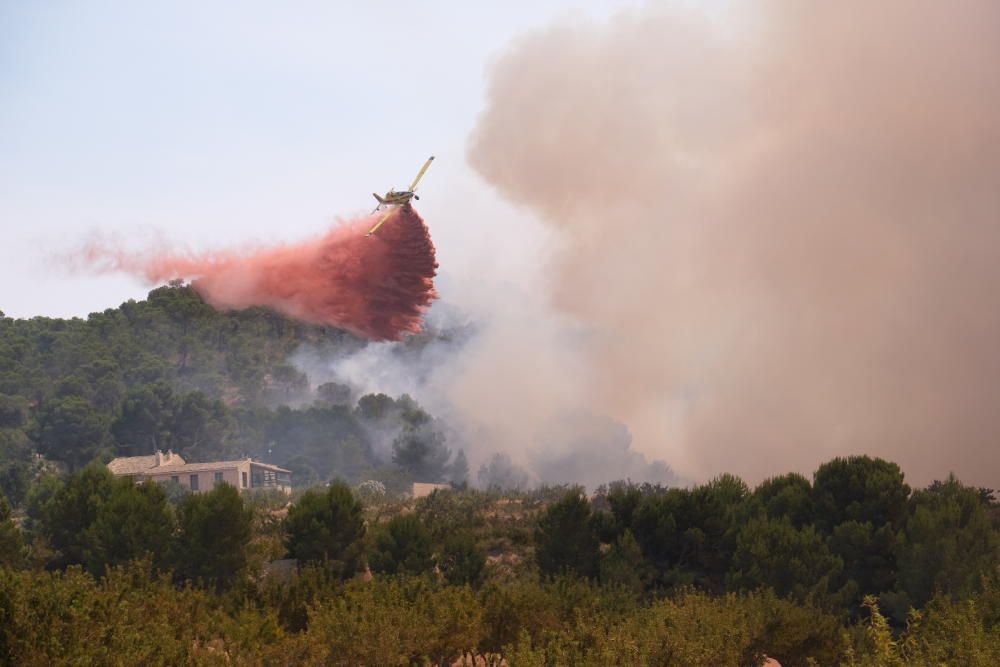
[468,1,1000,486]
[81,209,438,341]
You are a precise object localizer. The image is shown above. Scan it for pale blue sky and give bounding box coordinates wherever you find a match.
[0,0,643,318]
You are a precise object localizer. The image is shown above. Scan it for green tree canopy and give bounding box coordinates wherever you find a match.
[752,472,814,528]
[284,482,366,576]
[111,382,176,457]
[813,456,910,532]
[599,529,648,593]
[727,516,844,604]
[33,465,116,568]
[170,391,231,459]
[0,394,27,429]
[172,483,252,589]
[0,493,26,568]
[30,465,173,575]
[370,514,434,576]
[85,480,173,576]
[534,488,600,579]
[438,532,486,586]
[894,476,1000,609]
[34,396,108,470]
[828,519,898,612]
[391,427,451,483]
[631,475,748,590]
[598,481,650,543]
[0,459,32,509]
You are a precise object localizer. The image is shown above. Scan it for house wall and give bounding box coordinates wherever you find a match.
[146,461,252,493]
[224,462,252,490]
[122,460,292,493]
[412,482,451,499]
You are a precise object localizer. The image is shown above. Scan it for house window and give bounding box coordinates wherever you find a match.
[171,475,179,484]
[214,471,223,483]
[242,472,248,488]
[190,474,199,491]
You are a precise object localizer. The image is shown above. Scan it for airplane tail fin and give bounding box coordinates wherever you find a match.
[373,193,386,204]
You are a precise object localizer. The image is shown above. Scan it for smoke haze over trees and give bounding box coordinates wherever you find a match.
[0,283,673,491]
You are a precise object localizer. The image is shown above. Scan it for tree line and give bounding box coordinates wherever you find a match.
[1,454,999,665]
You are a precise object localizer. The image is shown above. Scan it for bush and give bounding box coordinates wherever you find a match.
[308,577,482,666]
[439,532,486,586]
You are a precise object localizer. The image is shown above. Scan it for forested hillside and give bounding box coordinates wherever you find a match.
[0,282,462,504]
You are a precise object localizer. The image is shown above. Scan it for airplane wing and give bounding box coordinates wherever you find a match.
[407,156,435,192]
[366,207,396,237]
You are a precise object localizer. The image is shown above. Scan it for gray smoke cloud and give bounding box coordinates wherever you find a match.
[467,0,1000,487]
[292,296,680,489]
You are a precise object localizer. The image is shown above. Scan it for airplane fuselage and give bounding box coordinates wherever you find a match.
[373,190,416,211]
[383,190,413,203]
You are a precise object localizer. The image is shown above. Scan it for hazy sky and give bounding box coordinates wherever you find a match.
[0,0,643,318]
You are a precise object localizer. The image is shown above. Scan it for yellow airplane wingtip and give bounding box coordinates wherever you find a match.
[408,156,435,192]
[366,208,395,237]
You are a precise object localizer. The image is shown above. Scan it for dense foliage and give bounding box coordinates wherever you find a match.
[0,460,998,665]
[0,283,461,494]
[284,482,366,577]
[2,287,999,664]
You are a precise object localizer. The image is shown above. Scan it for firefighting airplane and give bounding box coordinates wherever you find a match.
[366,156,435,237]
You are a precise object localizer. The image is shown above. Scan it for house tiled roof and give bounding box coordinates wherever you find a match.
[107,454,161,475]
[249,461,292,474]
[153,460,291,474]
[108,452,290,476]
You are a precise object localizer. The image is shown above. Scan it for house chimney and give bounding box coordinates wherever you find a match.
[155,450,164,466]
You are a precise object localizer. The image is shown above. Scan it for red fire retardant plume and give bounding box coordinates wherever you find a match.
[87,208,438,341]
